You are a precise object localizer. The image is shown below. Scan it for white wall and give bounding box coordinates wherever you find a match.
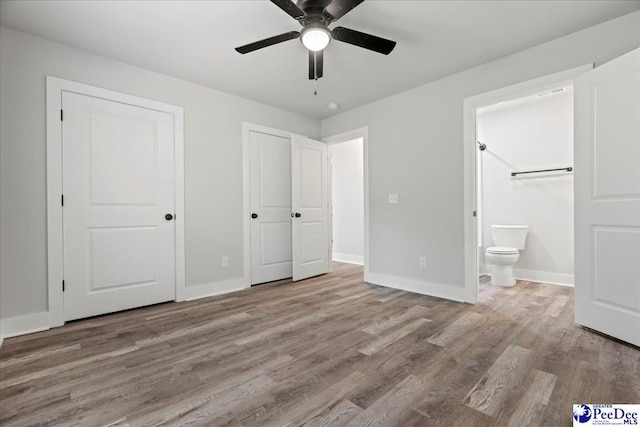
[320,12,640,300]
[478,90,574,285]
[331,138,364,264]
[0,27,320,322]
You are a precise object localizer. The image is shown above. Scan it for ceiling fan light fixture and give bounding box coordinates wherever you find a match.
[301,25,331,51]
[234,0,397,80]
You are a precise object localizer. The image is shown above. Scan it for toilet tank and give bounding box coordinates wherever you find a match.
[491,225,529,250]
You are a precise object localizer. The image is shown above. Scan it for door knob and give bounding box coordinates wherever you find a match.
[295,212,301,218]
[165,214,174,221]
[251,213,258,219]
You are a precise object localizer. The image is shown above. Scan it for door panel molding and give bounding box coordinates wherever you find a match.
[46,76,185,328]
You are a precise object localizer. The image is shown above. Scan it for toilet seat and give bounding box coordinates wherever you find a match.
[486,246,519,255]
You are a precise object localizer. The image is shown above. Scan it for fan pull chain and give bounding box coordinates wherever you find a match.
[314,78,318,96]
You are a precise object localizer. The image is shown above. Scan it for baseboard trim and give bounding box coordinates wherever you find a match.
[0,278,251,345]
[185,277,249,301]
[332,253,364,265]
[513,268,574,286]
[0,311,50,343]
[366,272,467,303]
[481,265,574,286]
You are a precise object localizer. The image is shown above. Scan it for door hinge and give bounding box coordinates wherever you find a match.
[62,280,65,292]
[473,210,476,217]
[61,194,64,206]
[60,109,63,121]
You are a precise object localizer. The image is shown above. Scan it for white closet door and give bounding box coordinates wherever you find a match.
[249,131,293,284]
[63,92,176,321]
[291,135,329,281]
[574,48,640,347]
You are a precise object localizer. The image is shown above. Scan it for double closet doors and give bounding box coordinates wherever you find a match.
[249,130,329,285]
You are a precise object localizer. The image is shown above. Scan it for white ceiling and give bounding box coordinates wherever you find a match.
[1,0,638,119]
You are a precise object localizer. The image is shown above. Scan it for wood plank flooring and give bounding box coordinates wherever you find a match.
[1,262,638,426]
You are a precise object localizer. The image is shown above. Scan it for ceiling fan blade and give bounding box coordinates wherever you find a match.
[309,50,324,80]
[270,0,305,20]
[331,26,396,55]
[235,31,300,54]
[324,0,365,21]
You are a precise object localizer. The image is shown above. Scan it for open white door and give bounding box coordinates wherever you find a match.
[291,135,330,281]
[574,48,640,347]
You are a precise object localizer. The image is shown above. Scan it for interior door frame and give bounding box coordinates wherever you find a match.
[323,127,370,279]
[461,65,592,304]
[46,76,186,328]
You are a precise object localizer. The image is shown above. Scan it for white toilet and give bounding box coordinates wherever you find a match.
[485,225,529,287]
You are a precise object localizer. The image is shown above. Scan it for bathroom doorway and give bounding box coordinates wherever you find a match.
[475,87,574,289]
[465,50,640,347]
[462,64,592,302]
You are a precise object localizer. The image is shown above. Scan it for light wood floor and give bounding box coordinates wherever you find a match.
[1,262,638,426]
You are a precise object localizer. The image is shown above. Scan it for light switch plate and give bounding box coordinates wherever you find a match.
[388,193,399,204]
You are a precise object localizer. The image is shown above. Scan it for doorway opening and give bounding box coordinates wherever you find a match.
[329,137,364,266]
[475,86,575,291]
[462,64,592,303]
[323,127,370,280]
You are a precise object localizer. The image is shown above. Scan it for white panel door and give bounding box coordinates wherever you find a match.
[291,135,329,281]
[574,48,640,346]
[63,92,176,321]
[249,131,293,284]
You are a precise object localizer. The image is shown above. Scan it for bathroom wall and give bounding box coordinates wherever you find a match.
[478,89,574,285]
[331,138,364,264]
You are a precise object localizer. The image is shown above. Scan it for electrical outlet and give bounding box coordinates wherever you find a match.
[388,193,399,204]
[420,256,427,268]
[221,256,229,267]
